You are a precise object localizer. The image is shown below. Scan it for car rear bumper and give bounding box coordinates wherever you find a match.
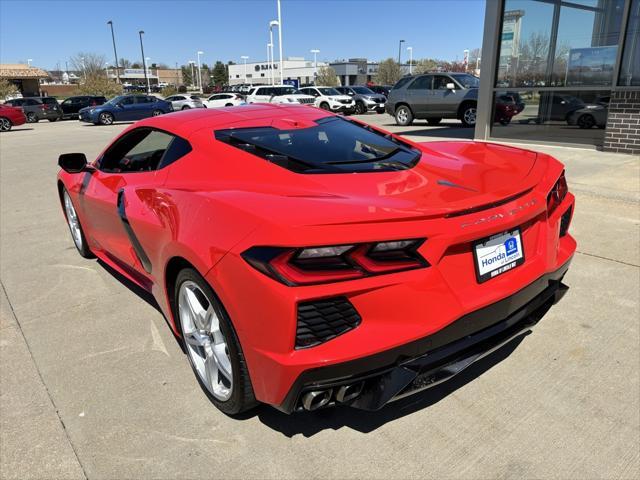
[276,257,571,413]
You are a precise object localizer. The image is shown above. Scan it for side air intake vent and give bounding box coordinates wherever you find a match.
[296,297,361,349]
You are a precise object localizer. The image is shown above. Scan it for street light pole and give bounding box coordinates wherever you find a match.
[27,58,32,67]
[241,55,249,84]
[139,30,149,94]
[277,0,284,85]
[145,57,151,92]
[310,49,319,83]
[107,20,121,83]
[398,39,405,65]
[407,46,413,75]
[269,21,278,85]
[197,51,204,93]
[267,43,272,85]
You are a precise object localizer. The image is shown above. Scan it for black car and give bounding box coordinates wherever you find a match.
[4,97,63,122]
[369,85,392,97]
[60,96,107,119]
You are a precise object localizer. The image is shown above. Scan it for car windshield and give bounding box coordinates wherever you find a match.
[449,74,480,88]
[106,96,126,105]
[214,116,420,174]
[319,88,340,95]
[351,86,374,95]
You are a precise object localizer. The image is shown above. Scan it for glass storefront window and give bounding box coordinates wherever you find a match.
[619,0,640,85]
[497,0,624,88]
[490,90,610,146]
[497,0,554,87]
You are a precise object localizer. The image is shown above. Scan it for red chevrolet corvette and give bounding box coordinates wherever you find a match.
[57,104,575,414]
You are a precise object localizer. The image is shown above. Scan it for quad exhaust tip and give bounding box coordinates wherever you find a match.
[336,382,364,403]
[301,382,365,411]
[301,389,332,411]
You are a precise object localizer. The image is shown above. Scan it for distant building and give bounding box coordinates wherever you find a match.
[228,58,327,86]
[0,64,50,96]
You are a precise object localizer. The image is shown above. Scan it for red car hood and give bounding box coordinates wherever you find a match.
[205,141,543,227]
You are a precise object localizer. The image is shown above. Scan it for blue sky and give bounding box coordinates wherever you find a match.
[0,0,486,69]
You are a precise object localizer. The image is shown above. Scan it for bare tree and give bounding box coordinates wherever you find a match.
[70,52,108,77]
[316,66,338,86]
[0,79,18,100]
[413,58,438,75]
[119,58,132,69]
[375,58,402,85]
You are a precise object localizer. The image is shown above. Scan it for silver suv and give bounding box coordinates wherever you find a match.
[335,86,386,114]
[385,73,480,127]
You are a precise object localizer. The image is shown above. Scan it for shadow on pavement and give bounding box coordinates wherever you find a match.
[3,127,34,132]
[81,122,135,127]
[97,259,161,313]
[244,334,528,437]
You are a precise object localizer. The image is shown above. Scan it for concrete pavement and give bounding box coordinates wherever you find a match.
[0,115,638,479]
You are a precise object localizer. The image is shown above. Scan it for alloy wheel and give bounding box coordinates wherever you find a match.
[463,107,477,126]
[26,112,37,123]
[577,114,595,129]
[63,191,83,251]
[152,109,163,116]
[100,113,113,125]
[0,118,11,131]
[178,281,233,401]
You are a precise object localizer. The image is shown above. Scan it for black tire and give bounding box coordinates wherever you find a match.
[355,101,366,114]
[98,112,114,125]
[426,117,442,125]
[376,108,385,114]
[152,109,163,116]
[577,114,596,129]
[320,102,330,111]
[61,188,95,259]
[48,117,60,122]
[175,268,257,415]
[499,117,511,126]
[181,105,191,110]
[0,117,12,132]
[460,103,477,127]
[394,104,414,126]
[224,103,234,107]
[26,112,38,123]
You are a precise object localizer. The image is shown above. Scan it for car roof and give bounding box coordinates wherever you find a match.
[134,103,332,138]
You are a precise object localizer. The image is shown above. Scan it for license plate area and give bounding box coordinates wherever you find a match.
[473,228,524,283]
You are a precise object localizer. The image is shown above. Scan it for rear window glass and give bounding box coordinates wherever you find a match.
[40,97,58,104]
[214,117,420,174]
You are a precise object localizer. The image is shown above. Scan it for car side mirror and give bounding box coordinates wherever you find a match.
[58,153,90,173]
[446,83,456,90]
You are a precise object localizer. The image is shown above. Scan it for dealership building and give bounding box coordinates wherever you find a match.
[475,0,639,154]
[228,58,327,86]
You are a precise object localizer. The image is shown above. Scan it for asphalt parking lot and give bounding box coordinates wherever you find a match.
[1,113,639,479]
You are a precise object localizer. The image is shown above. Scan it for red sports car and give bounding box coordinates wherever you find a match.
[0,103,27,131]
[57,105,575,414]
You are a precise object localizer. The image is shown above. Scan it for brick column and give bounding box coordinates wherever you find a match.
[603,90,640,155]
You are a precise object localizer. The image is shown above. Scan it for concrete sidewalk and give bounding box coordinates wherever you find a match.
[0,118,638,479]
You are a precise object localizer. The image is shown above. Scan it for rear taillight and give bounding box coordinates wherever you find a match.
[40,104,47,110]
[242,239,427,286]
[547,171,568,215]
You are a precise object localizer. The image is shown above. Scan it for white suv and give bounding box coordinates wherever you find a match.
[299,86,355,114]
[246,85,315,105]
